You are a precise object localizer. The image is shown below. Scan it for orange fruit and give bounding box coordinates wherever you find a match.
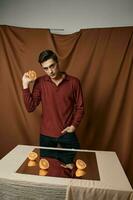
[76,159,87,170]
[39,158,49,170]
[27,160,36,167]
[75,169,86,177]
[28,70,37,80]
[39,169,48,176]
[28,152,38,161]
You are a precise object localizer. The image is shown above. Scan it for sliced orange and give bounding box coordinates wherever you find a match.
[28,70,37,81]
[75,169,86,177]
[28,152,38,161]
[27,160,36,167]
[39,169,48,176]
[39,158,49,170]
[76,159,87,170]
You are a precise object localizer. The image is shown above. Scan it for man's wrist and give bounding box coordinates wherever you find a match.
[22,82,29,89]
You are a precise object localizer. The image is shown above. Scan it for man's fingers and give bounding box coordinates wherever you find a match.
[61,127,68,133]
[61,129,66,133]
[25,72,30,77]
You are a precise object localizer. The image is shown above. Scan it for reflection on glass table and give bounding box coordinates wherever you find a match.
[16,148,100,180]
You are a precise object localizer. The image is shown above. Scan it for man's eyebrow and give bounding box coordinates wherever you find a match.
[43,66,48,69]
[43,63,55,69]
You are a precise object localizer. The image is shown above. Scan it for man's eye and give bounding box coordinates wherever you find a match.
[50,65,55,69]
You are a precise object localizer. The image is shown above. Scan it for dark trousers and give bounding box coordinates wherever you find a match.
[40,132,80,149]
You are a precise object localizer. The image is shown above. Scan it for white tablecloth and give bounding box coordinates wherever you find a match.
[0,145,132,200]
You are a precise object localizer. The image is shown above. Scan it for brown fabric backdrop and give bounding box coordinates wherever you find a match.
[0,25,133,187]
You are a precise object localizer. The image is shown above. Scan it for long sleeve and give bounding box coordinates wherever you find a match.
[22,78,41,112]
[71,79,84,128]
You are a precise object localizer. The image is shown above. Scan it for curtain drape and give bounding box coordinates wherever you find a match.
[0,25,133,187]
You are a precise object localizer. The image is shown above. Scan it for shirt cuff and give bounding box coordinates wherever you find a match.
[22,88,30,93]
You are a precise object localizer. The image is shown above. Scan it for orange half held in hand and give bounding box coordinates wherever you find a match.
[28,152,38,161]
[28,70,37,81]
[76,159,87,170]
[39,158,49,170]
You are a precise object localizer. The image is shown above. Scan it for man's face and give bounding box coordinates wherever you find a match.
[41,58,60,79]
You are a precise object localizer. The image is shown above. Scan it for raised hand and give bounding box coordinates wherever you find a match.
[22,70,36,89]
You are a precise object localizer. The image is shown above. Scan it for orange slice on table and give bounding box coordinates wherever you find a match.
[39,169,48,176]
[27,160,36,167]
[76,159,87,170]
[75,169,86,177]
[39,158,49,170]
[28,152,38,161]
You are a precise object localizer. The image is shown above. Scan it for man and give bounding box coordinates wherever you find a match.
[22,49,84,149]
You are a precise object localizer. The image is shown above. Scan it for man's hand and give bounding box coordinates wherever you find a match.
[22,72,33,89]
[61,125,76,134]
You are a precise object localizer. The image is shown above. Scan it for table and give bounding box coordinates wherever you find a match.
[0,145,132,200]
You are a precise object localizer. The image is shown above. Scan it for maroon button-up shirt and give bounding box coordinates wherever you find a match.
[22,73,84,137]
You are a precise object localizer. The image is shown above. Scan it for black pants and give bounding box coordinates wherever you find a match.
[40,132,80,149]
[40,132,80,164]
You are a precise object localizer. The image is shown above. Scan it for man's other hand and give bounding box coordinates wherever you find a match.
[61,125,76,133]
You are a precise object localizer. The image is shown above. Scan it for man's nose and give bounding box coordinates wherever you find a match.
[48,68,52,74]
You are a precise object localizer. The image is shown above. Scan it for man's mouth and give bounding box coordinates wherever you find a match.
[50,74,55,77]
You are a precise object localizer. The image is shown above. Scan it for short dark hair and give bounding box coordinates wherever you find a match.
[38,49,58,64]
